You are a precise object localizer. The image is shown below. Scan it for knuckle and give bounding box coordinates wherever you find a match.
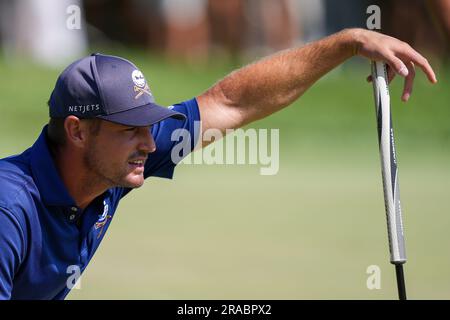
[402,41,413,50]
[395,62,405,71]
[389,56,401,68]
[415,54,427,65]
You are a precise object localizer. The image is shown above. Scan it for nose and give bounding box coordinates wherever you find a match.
[138,127,156,154]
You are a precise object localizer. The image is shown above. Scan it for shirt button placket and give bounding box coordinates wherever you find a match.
[69,207,78,221]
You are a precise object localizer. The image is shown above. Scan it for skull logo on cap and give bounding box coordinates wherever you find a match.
[132,70,146,88]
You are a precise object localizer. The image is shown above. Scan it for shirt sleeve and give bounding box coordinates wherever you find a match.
[144,98,201,179]
[0,207,25,300]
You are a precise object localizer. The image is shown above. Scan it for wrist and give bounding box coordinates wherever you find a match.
[341,28,365,56]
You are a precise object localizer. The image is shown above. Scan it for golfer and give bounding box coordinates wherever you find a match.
[0,29,436,299]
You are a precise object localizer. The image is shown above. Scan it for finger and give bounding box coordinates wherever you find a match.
[401,61,415,102]
[385,54,409,78]
[386,65,396,84]
[367,65,395,83]
[408,51,437,83]
[398,45,437,83]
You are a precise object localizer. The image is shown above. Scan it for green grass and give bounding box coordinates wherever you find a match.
[66,157,450,299]
[0,53,449,299]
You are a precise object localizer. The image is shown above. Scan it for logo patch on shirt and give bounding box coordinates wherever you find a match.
[95,201,111,229]
[131,70,152,99]
[95,201,112,239]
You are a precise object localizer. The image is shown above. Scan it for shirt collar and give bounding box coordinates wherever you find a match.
[29,125,77,207]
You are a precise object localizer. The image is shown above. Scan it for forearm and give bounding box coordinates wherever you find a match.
[203,29,358,127]
[197,27,435,144]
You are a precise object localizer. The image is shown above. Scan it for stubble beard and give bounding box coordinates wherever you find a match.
[83,141,141,190]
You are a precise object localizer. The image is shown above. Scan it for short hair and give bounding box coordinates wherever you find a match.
[47,117,102,148]
[47,118,67,147]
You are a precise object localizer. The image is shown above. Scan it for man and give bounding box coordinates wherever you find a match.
[0,29,436,299]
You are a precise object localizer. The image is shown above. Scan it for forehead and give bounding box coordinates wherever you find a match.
[99,119,129,130]
[96,119,151,132]
[92,120,131,137]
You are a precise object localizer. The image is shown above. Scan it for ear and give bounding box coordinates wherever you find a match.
[64,116,89,148]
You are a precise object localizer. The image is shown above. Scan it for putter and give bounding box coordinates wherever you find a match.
[371,61,407,300]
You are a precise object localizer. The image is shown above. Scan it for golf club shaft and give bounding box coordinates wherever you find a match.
[396,265,407,300]
[371,61,407,300]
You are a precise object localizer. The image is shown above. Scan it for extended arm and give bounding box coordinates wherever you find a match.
[197,28,437,148]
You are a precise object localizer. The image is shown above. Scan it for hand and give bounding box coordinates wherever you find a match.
[351,29,437,102]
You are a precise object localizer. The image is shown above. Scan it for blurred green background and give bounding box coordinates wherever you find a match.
[0,53,448,299]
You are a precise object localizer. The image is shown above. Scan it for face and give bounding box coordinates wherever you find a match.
[82,120,156,189]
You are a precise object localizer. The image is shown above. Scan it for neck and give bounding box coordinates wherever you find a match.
[51,144,109,210]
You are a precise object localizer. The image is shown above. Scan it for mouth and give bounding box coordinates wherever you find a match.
[128,158,147,171]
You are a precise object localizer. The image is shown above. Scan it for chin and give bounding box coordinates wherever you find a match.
[122,175,145,189]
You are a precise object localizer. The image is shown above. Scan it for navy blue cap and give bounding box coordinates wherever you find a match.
[48,53,186,126]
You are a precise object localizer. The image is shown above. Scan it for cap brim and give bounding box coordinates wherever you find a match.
[96,103,186,127]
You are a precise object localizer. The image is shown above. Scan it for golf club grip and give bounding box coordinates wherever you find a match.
[371,61,407,264]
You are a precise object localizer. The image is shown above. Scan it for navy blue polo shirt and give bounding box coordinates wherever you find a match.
[0,98,200,300]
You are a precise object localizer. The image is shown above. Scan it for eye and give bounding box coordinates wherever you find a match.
[125,127,136,132]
